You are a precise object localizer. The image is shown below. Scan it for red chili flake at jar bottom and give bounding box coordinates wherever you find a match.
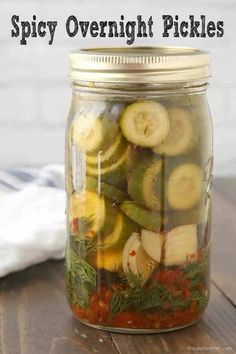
[72,303,203,330]
[72,288,204,331]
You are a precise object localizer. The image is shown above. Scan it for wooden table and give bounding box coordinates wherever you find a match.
[0,178,235,354]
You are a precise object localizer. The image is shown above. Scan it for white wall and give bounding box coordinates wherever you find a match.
[0,0,236,175]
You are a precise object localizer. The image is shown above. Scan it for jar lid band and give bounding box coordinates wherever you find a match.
[69,46,210,84]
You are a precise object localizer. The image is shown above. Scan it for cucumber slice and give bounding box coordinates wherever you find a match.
[91,249,122,272]
[86,146,130,184]
[72,116,118,153]
[122,233,157,285]
[120,201,166,232]
[99,212,138,250]
[69,191,105,237]
[170,209,201,227]
[69,191,117,238]
[128,158,162,211]
[164,224,198,266]
[86,133,124,166]
[167,163,203,210]
[153,107,197,156]
[120,101,170,147]
[86,176,127,202]
[142,160,162,211]
[72,118,103,152]
[141,229,164,263]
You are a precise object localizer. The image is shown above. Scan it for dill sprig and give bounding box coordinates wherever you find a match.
[69,248,96,285]
[109,264,208,317]
[74,216,94,239]
[184,253,209,287]
[118,271,143,288]
[191,290,209,310]
[109,290,131,317]
[70,237,99,260]
[66,238,97,309]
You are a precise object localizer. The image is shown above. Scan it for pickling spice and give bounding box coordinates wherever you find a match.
[65,47,213,333]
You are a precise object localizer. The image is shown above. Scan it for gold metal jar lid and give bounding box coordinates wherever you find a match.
[69,47,210,84]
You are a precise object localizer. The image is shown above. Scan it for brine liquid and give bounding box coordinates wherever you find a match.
[65,93,212,332]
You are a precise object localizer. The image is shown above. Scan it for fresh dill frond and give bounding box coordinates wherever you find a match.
[70,237,98,260]
[191,290,209,310]
[66,246,97,309]
[74,216,95,239]
[118,271,143,288]
[69,248,96,285]
[109,290,131,317]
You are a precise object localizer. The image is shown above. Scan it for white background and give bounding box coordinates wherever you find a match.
[0,0,236,175]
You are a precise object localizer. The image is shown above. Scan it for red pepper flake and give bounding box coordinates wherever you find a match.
[129,250,136,257]
[72,218,78,234]
[71,283,204,330]
[98,300,106,309]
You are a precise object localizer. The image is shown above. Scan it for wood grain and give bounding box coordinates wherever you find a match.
[0,262,117,354]
[211,180,236,306]
[0,178,236,354]
[111,286,236,354]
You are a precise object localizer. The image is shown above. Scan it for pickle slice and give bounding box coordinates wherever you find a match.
[86,133,126,166]
[170,209,201,227]
[120,101,170,147]
[72,118,104,152]
[72,114,118,153]
[91,249,122,272]
[167,163,203,210]
[86,176,127,202]
[153,107,197,156]
[128,158,162,211]
[120,201,165,232]
[86,146,130,184]
[69,191,117,238]
[69,191,105,237]
[98,212,138,250]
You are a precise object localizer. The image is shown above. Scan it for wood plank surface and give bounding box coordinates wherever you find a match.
[211,179,236,305]
[111,285,236,354]
[0,178,235,354]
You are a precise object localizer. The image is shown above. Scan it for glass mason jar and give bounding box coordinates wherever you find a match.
[65,47,213,333]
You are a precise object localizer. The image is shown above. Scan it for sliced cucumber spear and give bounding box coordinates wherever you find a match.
[86,176,127,202]
[153,107,197,156]
[128,158,162,211]
[120,101,170,147]
[120,201,166,232]
[164,224,198,266]
[167,163,203,210]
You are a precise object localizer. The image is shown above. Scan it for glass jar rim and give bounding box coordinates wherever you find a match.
[69,46,210,84]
